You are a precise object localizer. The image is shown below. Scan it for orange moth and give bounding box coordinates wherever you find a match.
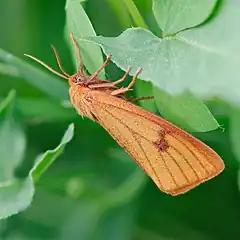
[25,33,225,196]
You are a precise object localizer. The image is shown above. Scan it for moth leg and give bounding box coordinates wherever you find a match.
[127,67,142,89]
[129,96,154,102]
[87,55,112,83]
[111,67,142,96]
[89,66,130,89]
[110,87,129,96]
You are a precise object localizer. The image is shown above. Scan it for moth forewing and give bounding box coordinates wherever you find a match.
[25,33,225,196]
[84,90,224,196]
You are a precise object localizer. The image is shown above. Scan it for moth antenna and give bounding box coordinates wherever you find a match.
[24,54,69,80]
[70,32,83,73]
[51,45,70,77]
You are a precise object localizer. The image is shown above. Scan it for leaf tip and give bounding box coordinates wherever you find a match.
[61,123,75,144]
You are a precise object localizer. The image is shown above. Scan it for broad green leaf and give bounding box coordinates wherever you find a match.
[153,87,219,132]
[83,0,240,105]
[0,63,18,77]
[0,179,34,220]
[83,29,219,132]
[0,124,74,219]
[31,123,74,182]
[65,0,105,78]
[0,48,68,100]
[153,0,217,35]
[0,90,26,182]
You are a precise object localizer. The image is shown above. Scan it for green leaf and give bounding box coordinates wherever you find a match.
[0,49,68,100]
[0,124,74,219]
[153,0,217,35]
[31,123,74,182]
[0,90,26,182]
[0,63,19,77]
[83,28,220,132]
[153,87,219,132]
[65,0,105,78]
[83,2,240,105]
[0,179,34,220]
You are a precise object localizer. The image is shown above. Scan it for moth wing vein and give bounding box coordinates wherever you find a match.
[102,107,163,189]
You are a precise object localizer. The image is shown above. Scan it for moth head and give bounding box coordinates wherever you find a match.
[69,73,87,86]
[24,33,87,87]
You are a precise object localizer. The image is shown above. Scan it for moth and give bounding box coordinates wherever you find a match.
[25,33,225,196]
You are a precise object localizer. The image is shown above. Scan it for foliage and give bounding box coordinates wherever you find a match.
[0,0,239,239]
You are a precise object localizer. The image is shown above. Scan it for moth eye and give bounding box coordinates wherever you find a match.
[74,75,82,83]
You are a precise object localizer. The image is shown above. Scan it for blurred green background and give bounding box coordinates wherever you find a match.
[0,0,240,239]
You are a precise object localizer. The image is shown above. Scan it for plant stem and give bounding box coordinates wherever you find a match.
[123,0,149,29]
